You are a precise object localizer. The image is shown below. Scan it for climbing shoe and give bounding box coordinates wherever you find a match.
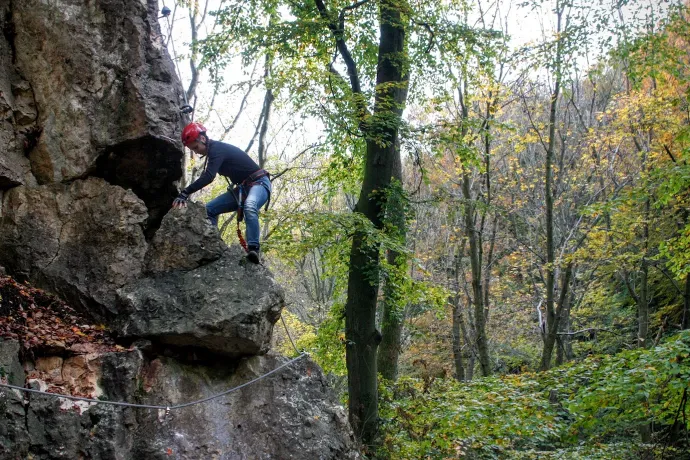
[247,249,260,264]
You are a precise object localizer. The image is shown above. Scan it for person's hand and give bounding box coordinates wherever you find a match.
[172,191,189,209]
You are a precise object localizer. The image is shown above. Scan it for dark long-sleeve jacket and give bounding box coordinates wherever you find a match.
[182,140,260,195]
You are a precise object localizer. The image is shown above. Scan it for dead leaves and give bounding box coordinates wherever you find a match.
[0,275,118,353]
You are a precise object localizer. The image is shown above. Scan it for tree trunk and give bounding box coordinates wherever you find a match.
[682,273,690,329]
[638,197,650,348]
[452,299,466,381]
[539,1,563,372]
[555,303,565,367]
[377,152,406,381]
[451,241,468,381]
[466,353,476,381]
[543,263,573,370]
[257,89,274,169]
[637,262,649,348]
[555,284,573,366]
[462,170,491,376]
[342,0,408,444]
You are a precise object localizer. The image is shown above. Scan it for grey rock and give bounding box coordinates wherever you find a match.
[0,178,149,318]
[0,2,38,191]
[0,386,30,459]
[132,353,360,459]
[116,248,284,357]
[0,339,23,386]
[0,350,144,460]
[0,0,185,231]
[11,0,185,184]
[25,394,84,459]
[146,201,228,274]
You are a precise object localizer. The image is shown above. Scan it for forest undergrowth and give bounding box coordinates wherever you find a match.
[375,331,690,459]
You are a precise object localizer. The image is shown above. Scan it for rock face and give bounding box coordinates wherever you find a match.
[0,2,37,191]
[135,354,358,459]
[0,344,359,459]
[0,178,149,318]
[0,0,184,231]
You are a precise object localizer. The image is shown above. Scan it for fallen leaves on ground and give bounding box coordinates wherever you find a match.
[0,275,119,353]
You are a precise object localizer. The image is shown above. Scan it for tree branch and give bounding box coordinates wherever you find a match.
[557,327,626,337]
[270,144,321,181]
[314,0,368,118]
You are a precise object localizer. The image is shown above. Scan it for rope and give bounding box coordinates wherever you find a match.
[237,218,248,252]
[0,353,307,411]
[160,1,189,107]
[281,314,302,356]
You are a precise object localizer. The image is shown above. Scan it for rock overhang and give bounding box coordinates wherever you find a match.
[116,247,285,358]
[94,135,184,238]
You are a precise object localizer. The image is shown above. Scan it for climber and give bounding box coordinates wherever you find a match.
[173,122,271,264]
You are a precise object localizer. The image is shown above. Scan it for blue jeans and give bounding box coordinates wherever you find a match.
[206,176,271,249]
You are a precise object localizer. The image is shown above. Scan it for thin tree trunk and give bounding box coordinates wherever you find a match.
[682,273,690,329]
[462,169,491,376]
[556,277,573,366]
[466,352,476,381]
[482,215,498,323]
[452,241,468,381]
[456,73,492,376]
[257,54,274,169]
[452,295,466,381]
[540,0,563,371]
[638,198,650,348]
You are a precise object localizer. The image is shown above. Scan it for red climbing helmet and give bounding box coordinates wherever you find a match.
[181,122,207,147]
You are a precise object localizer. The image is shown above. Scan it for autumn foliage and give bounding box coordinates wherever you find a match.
[0,275,119,354]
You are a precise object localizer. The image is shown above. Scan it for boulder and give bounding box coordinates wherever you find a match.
[0,178,149,318]
[116,246,284,357]
[145,201,228,274]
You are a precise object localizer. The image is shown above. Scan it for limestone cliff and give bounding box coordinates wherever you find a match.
[0,1,358,458]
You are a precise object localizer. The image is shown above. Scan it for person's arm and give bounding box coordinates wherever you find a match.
[182,151,222,195]
[173,147,223,208]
